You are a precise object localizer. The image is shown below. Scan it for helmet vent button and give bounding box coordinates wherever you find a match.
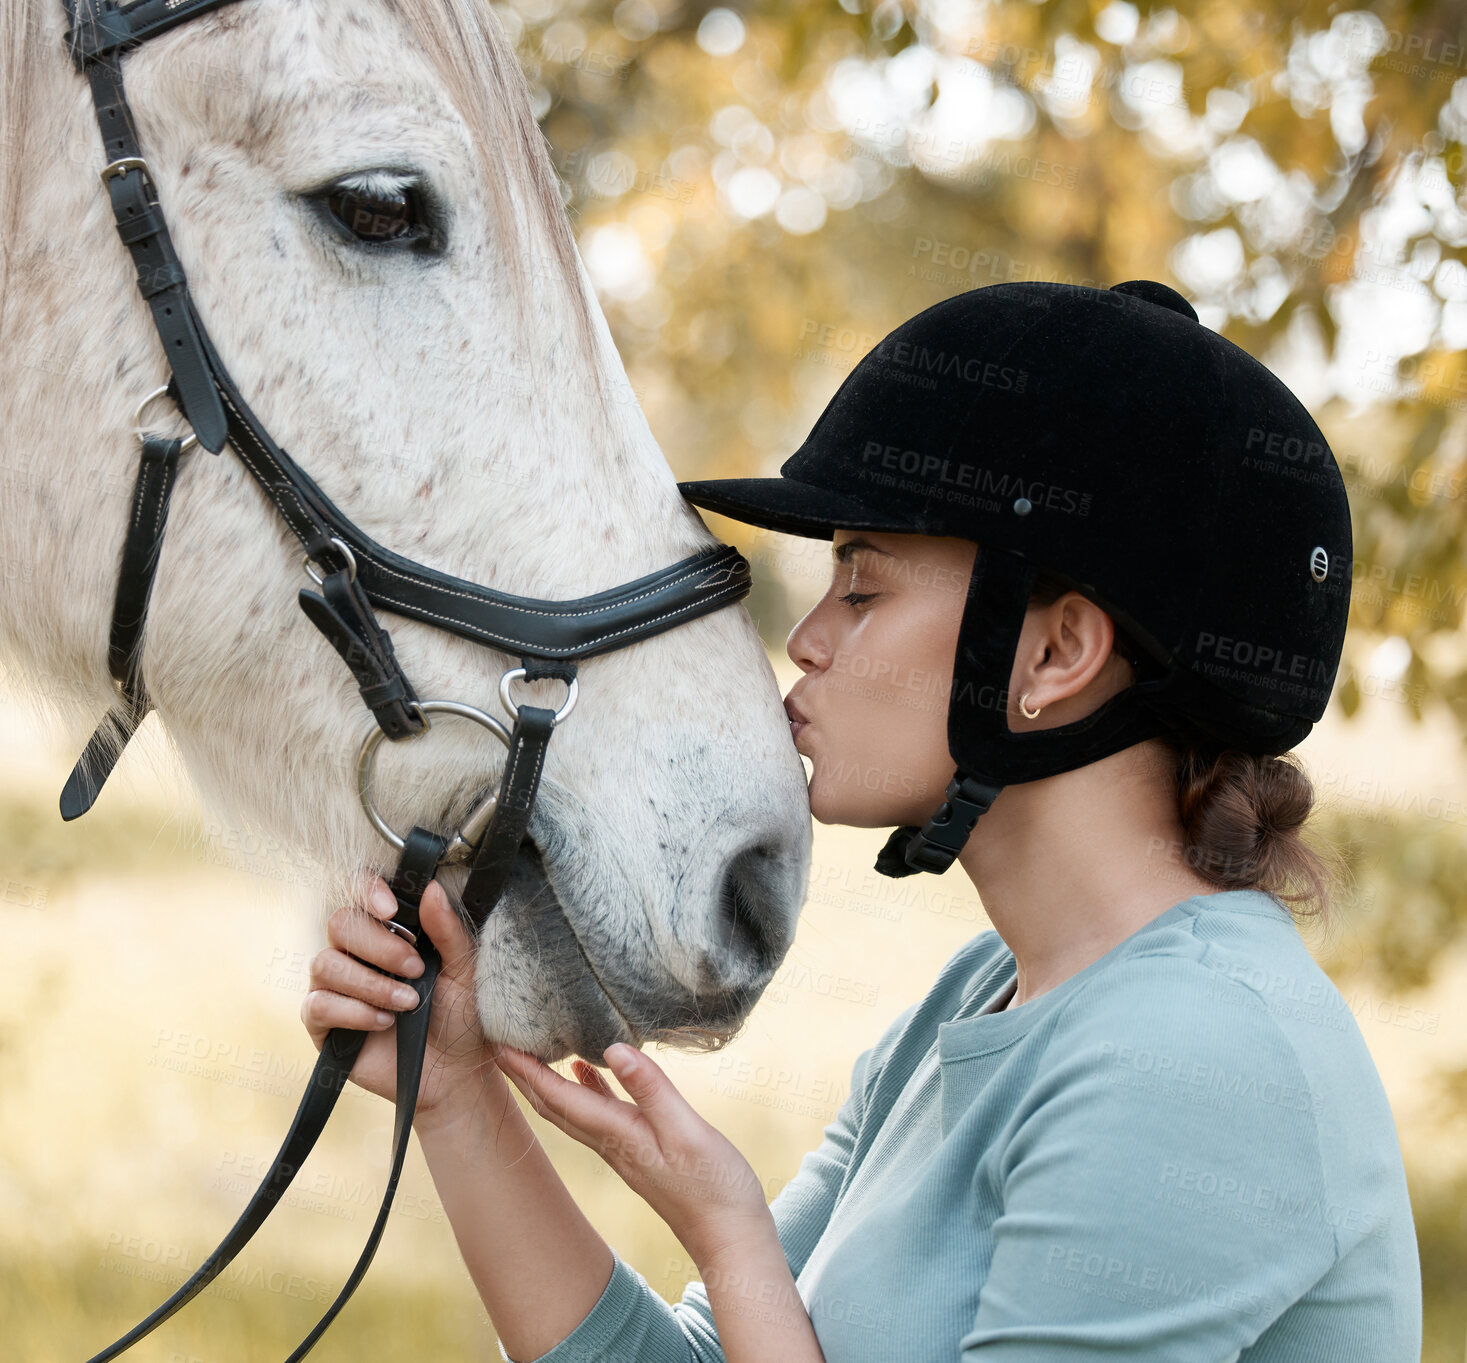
[1013,497,1033,516]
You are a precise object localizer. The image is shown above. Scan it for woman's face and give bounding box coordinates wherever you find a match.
[785,528,977,827]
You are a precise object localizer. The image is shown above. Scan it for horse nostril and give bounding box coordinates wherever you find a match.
[716,843,786,976]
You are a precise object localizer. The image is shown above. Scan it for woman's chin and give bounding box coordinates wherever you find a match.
[808,786,900,830]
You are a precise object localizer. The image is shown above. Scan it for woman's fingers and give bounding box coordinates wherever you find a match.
[327,892,424,980]
[308,946,421,1014]
[496,1046,635,1148]
[301,987,397,1046]
[495,1043,700,1170]
[571,1059,614,1096]
[601,1044,683,1121]
[416,882,476,981]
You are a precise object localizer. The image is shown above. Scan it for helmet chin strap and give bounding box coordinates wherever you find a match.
[874,546,1189,878]
[875,772,1004,877]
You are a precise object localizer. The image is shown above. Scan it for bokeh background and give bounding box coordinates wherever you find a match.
[6,0,1467,1357]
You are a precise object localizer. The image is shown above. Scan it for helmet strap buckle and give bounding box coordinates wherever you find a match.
[899,772,1004,874]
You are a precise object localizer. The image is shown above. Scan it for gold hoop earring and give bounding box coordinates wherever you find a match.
[1019,692,1043,720]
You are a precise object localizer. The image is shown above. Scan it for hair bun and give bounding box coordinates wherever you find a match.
[1166,742,1334,915]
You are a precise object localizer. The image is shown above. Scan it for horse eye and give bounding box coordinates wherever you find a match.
[321,177,433,247]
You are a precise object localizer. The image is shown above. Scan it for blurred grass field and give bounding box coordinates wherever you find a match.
[2,649,1465,1362]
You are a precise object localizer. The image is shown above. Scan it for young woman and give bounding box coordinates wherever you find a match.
[302,280,1422,1362]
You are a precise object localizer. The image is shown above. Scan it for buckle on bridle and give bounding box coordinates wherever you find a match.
[303,535,358,586]
[99,155,149,187]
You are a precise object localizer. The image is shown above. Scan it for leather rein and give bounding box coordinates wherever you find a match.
[56,2,754,1358]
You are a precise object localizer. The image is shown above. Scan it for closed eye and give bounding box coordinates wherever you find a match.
[307,169,444,252]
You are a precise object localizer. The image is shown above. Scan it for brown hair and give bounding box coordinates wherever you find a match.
[1028,566,1341,920]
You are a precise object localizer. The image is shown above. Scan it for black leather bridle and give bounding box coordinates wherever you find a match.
[54,2,755,1358]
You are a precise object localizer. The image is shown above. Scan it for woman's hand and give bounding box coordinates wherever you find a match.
[495,1041,774,1270]
[301,877,509,1130]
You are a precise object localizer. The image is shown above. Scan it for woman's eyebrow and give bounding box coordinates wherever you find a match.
[833,537,894,564]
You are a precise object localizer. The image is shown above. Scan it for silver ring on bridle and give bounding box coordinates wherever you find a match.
[356,697,512,865]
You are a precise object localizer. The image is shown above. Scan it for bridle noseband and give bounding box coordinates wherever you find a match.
[54,2,755,1358]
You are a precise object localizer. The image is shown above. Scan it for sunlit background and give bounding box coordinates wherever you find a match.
[5,0,1467,1358]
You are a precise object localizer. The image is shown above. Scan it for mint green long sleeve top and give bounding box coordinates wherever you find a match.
[499,888,1422,1362]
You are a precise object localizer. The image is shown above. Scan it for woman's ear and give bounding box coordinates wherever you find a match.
[1012,592,1120,722]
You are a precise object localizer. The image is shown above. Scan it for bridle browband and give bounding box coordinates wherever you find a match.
[55,2,755,1358]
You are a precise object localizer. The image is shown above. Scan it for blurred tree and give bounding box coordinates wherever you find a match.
[501,0,1467,1009]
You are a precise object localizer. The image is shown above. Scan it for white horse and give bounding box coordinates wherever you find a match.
[0,0,812,1063]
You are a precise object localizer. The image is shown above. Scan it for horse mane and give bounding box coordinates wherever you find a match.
[0,4,47,326]
[0,0,599,372]
[386,0,598,366]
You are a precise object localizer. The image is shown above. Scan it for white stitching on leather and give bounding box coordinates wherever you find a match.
[366,585,747,656]
[359,549,736,619]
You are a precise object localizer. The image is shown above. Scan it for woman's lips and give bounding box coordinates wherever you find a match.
[784,695,810,743]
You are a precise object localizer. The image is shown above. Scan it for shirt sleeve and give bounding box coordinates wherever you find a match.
[498,1043,876,1363]
[961,958,1341,1361]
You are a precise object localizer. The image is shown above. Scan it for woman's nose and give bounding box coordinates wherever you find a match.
[786,600,830,673]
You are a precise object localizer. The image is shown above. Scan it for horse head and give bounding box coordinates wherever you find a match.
[0,0,812,1062]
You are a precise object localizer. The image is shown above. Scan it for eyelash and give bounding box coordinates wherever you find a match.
[839,591,876,608]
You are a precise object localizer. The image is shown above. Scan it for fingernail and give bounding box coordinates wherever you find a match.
[375,1010,394,1026]
[370,882,398,918]
[392,985,418,1008]
[400,952,424,979]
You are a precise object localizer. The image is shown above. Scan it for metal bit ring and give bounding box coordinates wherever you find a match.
[356,699,513,858]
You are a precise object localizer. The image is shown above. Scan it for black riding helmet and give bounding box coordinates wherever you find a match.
[678,279,1354,878]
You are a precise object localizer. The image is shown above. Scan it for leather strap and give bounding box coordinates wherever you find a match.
[71,15,228,451]
[297,569,425,740]
[59,434,183,822]
[59,705,146,822]
[183,297,756,660]
[66,0,251,66]
[108,434,183,696]
[83,825,449,1363]
[460,692,562,928]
